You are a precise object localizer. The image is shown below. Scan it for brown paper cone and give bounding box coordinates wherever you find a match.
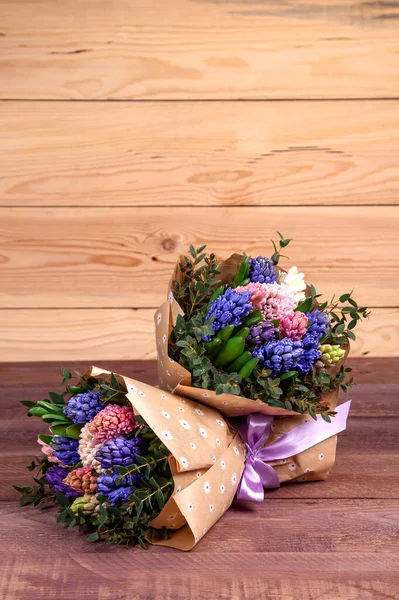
[155,254,349,486]
[87,367,245,551]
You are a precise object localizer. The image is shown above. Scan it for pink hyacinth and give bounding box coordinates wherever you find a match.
[279,311,308,341]
[88,404,138,442]
[37,438,66,467]
[236,282,269,314]
[64,466,97,495]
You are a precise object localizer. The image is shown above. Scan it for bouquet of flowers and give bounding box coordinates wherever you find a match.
[155,234,369,484]
[15,367,247,550]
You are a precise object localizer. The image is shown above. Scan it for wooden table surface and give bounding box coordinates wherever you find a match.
[1,359,398,600]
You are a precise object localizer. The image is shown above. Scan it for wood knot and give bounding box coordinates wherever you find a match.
[161,237,177,252]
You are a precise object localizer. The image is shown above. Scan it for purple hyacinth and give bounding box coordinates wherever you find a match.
[95,436,146,470]
[205,288,253,338]
[252,338,303,376]
[306,309,330,341]
[97,470,142,506]
[296,333,321,375]
[52,436,80,466]
[45,466,81,498]
[246,321,276,346]
[62,391,103,424]
[248,256,275,284]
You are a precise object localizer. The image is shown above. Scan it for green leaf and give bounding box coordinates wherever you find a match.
[49,392,66,404]
[88,532,100,543]
[65,424,82,440]
[38,434,53,444]
[348,319,357,330]
[56,492,69,508]
[138,537,147,550]
[279,370,298,381]
[156,489,165,510]
[50,424,68,436]
[339,293,351,303]
[20,400,36,408]
[335,323,345,334]
[346,330,356,341]
[294,297,312,313]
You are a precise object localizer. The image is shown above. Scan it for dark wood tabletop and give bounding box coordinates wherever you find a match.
[1,359,398,600]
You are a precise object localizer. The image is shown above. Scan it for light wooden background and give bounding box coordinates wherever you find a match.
[1,0,398,361]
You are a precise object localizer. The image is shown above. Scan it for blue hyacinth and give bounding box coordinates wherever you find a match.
[248,256,275,284]
[52,436,80,466]
[62,391,103,424]
[95,436,146,470]
[306,309,330,341]
[205,288,253,339]
[45,466,81,498]
[246,321,276,346]
[296,333,321,375]
[97,470,142,506]
[252,338,304,376]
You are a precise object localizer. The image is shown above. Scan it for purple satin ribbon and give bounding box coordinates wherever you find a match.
[233,400,351,502]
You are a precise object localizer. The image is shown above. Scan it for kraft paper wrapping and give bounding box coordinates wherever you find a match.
[87,367,245,551]
[155,254,348,486]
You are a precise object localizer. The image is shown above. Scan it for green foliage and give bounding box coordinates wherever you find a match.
[270,232,292,264]
[320,291,370,345]
[171,245,221,319]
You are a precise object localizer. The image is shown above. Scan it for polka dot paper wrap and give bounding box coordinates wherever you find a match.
[155,254,349,488]
[86,367,245,551]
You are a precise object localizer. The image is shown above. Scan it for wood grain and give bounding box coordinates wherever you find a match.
[1,360,398,599]
[1,206,398,308]
[0,308,396,361]
[1,101,398,207]
[1,0,398,99]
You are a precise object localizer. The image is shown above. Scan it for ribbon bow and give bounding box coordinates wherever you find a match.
[233,400,351,502]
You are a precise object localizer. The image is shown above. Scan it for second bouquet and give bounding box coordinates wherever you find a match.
[156,234,369,486]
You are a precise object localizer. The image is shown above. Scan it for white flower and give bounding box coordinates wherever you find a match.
[139,391,146,398]
[216,438,221,446]
[195,408,204,416]
[156,313,162,325]
[179,419,191,430]
[161,393,168,399]
[128,384,136,392]
[162,410,171,419]
[167,385,173,392]
[220,484,225,494]
[288,462,297,471]
[180,456,189,468]
[318,453,325,460]
[221,460,226,470]
[233,446,239,455]
[162,334,167,344]
[212,455,217,463]
[187,503,194,511]
[190,442,196,449]
[209,504,214,512]
[216,419,225,427]
[305,468,311,473]
[199,427,207,438]
[231,473,237,485]
[176,485,182,492]
[196,472,202,478]
[203,481,211,494]
[277,266,306,306]
[202,392,210,398]
[161,430,173,440]
[203,527,207,534]
[168,291,174,304]
[178,406,185,412]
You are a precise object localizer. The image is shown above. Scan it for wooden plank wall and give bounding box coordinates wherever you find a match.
[0,0,398,361]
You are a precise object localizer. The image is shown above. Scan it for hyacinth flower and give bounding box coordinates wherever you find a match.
[296,334,322,375]
[306,309,331,341]
[97,470,142,506]
[78,423,103,470]
[319,344,345,366]
[205,287,253,338]
[246,321,276,346]
[63,466,97,495]
[71,494,101,516]
[37,438,66,467]
[95,436,146,470]
[235,282,269,315]
[277,266,306,306]
[279,312,308,341]
[52,436,80,467]
[248,256,275,284]
[252,338,304,377]
[256,282,296,321]
[62,391,103,424]
[45,466,81,499]
[88,404,138,443]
